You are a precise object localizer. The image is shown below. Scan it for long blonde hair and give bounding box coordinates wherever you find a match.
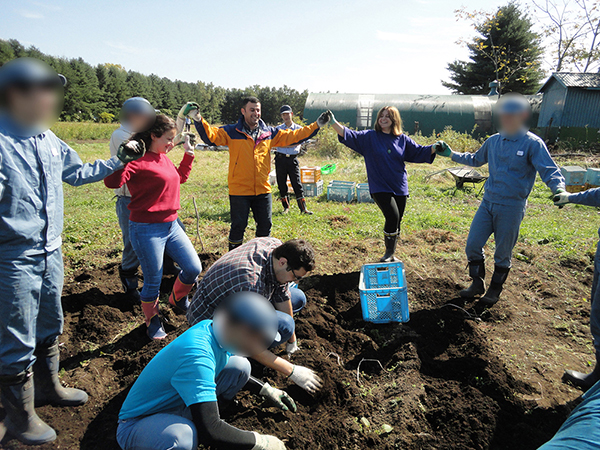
[374,106,403,136]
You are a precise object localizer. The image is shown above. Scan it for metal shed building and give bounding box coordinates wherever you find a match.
[537,73,600,142]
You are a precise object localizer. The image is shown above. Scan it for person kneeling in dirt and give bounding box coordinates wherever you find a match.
[537,379,600,449]
[435,93,565,308]
[104,116,202,340]
[187,237,323,394]
[117,292,293,450]
[0,58,130,446]
[554,188,600,390]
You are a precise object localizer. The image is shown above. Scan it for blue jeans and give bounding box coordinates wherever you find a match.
[0,250,63,375]
[590,241,600,357]
[228,194,272,247]
[465,199,526,268]
[116,196,140,272]
[116,356,250,450]
[271,287,306,348]
[129,220,202,301]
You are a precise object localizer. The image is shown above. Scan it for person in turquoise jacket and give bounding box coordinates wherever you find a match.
[436,93,565,307]
[538,380,600,449]
[0,58,133,446]
[554,188,600,390]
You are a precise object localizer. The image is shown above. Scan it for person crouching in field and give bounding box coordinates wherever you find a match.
[104,115,202,340]
[436,94,566,308]
[117,292,292,450]
[554,188,600,391]
[330,106,441,262]
[0,58,128,445]
[176,99,331,251]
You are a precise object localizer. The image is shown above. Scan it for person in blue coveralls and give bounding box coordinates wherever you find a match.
[330,106,441,262]
[436,93,566,308]
[537,380,600,449]
[109,97,157,302]
[117,291,295,450]
[0,58,141,446]
[554,188,600,391]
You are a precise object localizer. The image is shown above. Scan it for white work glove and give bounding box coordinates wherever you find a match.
[288,365,323,394]
[183,135,194,156]
[177,102,202,122]
[252,432,286,450]
[553,191,571,206]
[259,383,297,412]
[316,110,332,128]
[285,340,298,355]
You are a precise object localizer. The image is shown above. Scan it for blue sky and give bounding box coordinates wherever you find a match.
[1,0,524,95]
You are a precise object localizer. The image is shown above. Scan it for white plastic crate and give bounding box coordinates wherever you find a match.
[304,180,324,197]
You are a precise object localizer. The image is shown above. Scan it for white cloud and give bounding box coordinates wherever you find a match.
[16,9,44,19]
[31,2,62,11]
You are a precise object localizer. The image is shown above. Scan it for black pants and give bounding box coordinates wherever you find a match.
[228,194,272,246]
[371,193,408,234]
[275,154,304,199]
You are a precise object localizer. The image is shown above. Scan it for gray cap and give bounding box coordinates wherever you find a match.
[280,105,293,114]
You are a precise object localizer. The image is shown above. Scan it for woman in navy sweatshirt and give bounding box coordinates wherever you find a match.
[331,107,440,262]
[105,115,202,339]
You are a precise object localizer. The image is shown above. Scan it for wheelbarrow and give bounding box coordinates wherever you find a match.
[425,166,488,196]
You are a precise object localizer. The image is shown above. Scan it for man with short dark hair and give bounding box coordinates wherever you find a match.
[177,99,331,250]
[187,237,322,394]
[274,105,312,215]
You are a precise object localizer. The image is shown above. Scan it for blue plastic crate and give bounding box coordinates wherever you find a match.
[359,262,409,324]
[585,168,600,186]
[303,180,324,197]
[561,166,587,186]
[327,181,356,202]
[356,183,374,203]
[361,261,405,289]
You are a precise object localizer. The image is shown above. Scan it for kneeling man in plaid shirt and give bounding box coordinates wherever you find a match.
[187,238,322,394]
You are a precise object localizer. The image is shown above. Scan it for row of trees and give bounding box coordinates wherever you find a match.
[0,39,308,124]
[444,0,599,95]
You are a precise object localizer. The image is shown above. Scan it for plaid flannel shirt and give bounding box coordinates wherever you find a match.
[187,237,291,325]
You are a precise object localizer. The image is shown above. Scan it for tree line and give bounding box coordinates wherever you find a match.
[0,39,308,125]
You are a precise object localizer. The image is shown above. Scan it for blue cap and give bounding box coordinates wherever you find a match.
[496,94,531,115]
[0,57,66,92]
[280,105,293,114]
[219,291,280,346]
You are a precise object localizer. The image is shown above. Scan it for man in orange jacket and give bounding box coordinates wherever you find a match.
[178,98,331,250]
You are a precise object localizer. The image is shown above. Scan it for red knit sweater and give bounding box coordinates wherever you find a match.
[104,152,194,223]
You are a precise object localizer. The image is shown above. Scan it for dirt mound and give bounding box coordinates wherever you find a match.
[0,265,578,450]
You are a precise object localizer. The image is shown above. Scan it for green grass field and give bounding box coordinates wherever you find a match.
[61,130,600,278]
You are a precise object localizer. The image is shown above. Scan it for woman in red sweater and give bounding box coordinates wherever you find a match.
[105,115,202,339]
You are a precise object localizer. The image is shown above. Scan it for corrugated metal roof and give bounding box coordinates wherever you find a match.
[544,72,600,90]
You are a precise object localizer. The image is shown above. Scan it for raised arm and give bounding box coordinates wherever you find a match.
[60,139,123,186]
[270,122,319,148]
[436,139,490,167]
[177,102,230,147]
[403,135,436,164]
[176,136,195,184]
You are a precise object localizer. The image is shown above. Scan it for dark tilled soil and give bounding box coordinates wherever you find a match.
[0,252,591,450]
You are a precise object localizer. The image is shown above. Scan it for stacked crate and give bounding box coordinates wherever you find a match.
[300,166,323,198]
[359,262,409,324]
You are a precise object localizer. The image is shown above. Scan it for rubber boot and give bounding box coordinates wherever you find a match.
[0,371,56,445]
[33,339,88,407]
[563,356,600,391]
[459,260,486,298]
[379,231,400,262]
[479,266,510,307]
[168,275,194,312]
[141,298,167,340]
[119,265,140,303]
[297,197,313,215]
[281,196,290,214]
[229,240,242,252]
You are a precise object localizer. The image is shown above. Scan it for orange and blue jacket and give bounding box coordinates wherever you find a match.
[195,116,320,196]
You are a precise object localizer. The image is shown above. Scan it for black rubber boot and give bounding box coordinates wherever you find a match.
[0,370,56,445]
[297,197,313,215]
[119,265,140,302]
[478,266,510,307]
[33,339,88,407]
[459,260,486,298]
[228,240,242,252]
[380,231,399,262]
[281,196,290,214]
[563,357,600,391]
